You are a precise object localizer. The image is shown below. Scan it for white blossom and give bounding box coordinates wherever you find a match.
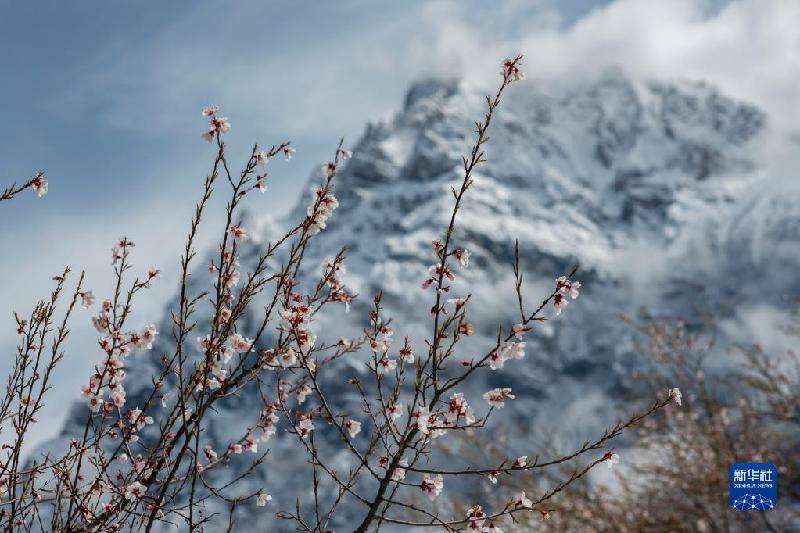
[344,419,362,438]
[483,388,515,409]
[604,452,620,469]
[420,474,443,500]
[80,290,95,309]
[668,387,682,406]
[124,481,146,500]
[390,459,408,481]
[513,491,533,508]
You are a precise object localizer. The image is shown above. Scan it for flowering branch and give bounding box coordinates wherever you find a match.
[0,55,681,532]
[0,172,48,204]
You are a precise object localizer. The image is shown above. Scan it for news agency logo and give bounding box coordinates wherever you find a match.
[730,463,777,510]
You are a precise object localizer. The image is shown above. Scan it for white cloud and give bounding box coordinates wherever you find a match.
[459,0,799,134]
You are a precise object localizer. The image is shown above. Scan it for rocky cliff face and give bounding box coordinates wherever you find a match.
[50,70,799,531]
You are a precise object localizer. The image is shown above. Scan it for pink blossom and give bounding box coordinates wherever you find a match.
[306,186,339,235]
[513,491,533,508]
[387,403,403,421]
[225,269,240,288]
[321,162,337,178]
[399,346,414,363]
[255,150,268,166]
[279,348,298,368]
[202,106,230,142]
[490,341,526,370]
[420,474,443,500]
[127,408,154,430]
[230,333,253,352]
[376,357,396,374]
[344,419,362,438]
[124,481,146,500]
[411,405,431,435]
[80,290,95,309]
[255,175,267,193]
[244,437,258,453]
[370,337,390,355]
[514,455,528,468]
[421,263,456,290]
[32,175,48,197]
[603,451,620,469]
[483,388,515,409]
[445,393,475,427]
[448,297,466,310]
[256,492,272,507]
[296,384,312,404]
[91,480,106,496]
[467,505,487,530]
[488,351,505,370]
[556,276,581,299]
[453,248,471,268]
[390,459,408,481]
[282,145,296,161]
[229,224,247,241]
[297,416,314,439]
[86,394,103,412]
[554,293,569,315]
[137,324,158,350]
[117,237,135,249]
[668,387,682,406]
[110,389,126,408]
[502,58,525,82]
[204,445,218,462]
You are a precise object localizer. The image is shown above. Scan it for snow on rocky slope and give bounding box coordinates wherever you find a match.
[49,70,800,530]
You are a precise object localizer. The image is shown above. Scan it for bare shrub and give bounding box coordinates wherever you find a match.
[509,315,800,532]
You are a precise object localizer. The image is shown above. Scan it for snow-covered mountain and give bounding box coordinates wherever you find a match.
[50,70,800,530]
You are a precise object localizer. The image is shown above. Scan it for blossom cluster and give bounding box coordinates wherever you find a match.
[83,312,158,413]
[488,335,526,370]
[554,275,581,315]
[279,297,316,356]
[32,174,48,197]
[421,239,470,291]
[306,184,339,235]
[321,257,354,310]
[201,106,230,142]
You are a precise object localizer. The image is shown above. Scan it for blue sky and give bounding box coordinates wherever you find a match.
[1,0,797,448]
[0,0,614,215]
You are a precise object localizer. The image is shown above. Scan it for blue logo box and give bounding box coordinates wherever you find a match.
[729,462,777,510]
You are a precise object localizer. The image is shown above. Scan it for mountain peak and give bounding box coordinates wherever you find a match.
[403,78,461,110]
[45,73,787,532]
